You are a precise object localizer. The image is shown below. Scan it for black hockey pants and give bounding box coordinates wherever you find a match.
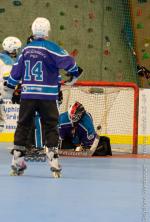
[14,99,59,148]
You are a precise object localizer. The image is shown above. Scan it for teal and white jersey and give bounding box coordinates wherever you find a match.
[0,51,14,96]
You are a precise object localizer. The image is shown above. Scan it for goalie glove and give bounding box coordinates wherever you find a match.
[64,66,83,86]
[137,65,150,79]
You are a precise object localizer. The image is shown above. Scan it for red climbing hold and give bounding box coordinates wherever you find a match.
[88,12,96,19]
[70,49,79,57]
[104,49,110,55]
[73,19,80,28]
[137,8,142,16]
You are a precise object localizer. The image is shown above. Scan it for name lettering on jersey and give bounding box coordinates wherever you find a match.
[24,49,46,58]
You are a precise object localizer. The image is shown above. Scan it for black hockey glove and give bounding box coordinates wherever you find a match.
[58,90,63,105]
[64,66,83,86]
[137,65,150,79]
[11,84,21,104]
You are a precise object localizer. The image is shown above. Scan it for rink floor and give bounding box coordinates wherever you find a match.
[0,143,150,222]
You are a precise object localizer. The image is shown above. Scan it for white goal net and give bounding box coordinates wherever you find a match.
[60,82,139,154]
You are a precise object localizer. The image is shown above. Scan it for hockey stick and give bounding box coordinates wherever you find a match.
[58,125,102,157]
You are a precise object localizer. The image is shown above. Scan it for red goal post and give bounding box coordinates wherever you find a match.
[60,81,139,154]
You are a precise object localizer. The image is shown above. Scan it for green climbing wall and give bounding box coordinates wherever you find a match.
[0,0,138,83]
[130,0,150,87]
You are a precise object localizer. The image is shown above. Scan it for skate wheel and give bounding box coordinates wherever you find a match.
[35,157,40,162]
[9,170,24,176]
[52,171,61,178]
[9,171,18,176]
[18,171,24,176]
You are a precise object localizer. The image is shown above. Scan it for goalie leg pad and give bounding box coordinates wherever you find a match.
[93,136,112,156]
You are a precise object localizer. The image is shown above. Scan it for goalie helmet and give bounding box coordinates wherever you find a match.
[31,17,51,37]
[2,37,22,53]
[68,101,85,123]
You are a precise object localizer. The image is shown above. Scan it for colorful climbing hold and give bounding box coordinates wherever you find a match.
[45,2,50,7]
[70,49,79,57]
[73,19,80,28]
[74,4,79,8]
[104,49,110,55]
[142,52,150,59]
[106,6,112,11]
[137,8,142,16]
[88,44,93,49]
[88,12,96,20]
[88,28,94,33]
[137,23,144,29]
[138,0,147,3]
[144,43,149,48]
[105,36,109,41]
[116,72,123,81]
[57,41,64,46]
[60,11,65,16]
[105,36,111,47]
[144,38,150,44]
[60,25,65,30]
[0,8,5,13]
[106,42,111,47]
[12,0,22,6]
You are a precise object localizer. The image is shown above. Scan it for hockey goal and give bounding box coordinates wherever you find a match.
[60,81,139,154]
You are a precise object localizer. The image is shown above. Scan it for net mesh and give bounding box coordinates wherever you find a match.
[0,0,138,83]
[60,84,135,153]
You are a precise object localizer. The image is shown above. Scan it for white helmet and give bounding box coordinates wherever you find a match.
[31,17,51,37]
[2,36,22,53]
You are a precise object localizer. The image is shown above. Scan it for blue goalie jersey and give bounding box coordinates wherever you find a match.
[59,111,96,147]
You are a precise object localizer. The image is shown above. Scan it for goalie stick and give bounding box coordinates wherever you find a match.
[58,125,102,157]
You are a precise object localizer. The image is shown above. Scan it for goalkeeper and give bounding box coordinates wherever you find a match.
[58,101,112,156]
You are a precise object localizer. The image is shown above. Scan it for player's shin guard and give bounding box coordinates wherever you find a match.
[10,146,27,176]
[46,147,62,178]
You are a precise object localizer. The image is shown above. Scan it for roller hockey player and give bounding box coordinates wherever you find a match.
[0,36,22,131]
[6,17,82,177]
[58,101,112,156]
